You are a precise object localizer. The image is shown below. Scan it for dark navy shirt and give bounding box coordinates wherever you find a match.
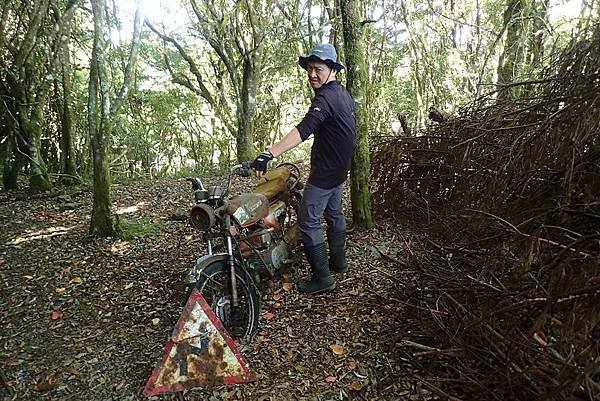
[295,81,356,189]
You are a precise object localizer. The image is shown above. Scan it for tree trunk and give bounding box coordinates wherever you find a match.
[340,0,374,229]
[22,106,52,191]
[325,0,342,51]
[1,0,79,191]
[497,0,530,98]
[88,0,142,237]
[7,85,52,191]
[529,0,548,67]
[147,0,264,164]
[58,22,77,184]
[236,54,260,161]
[2,138,25,190]
[89,0,119,237]
[400,1,426,125]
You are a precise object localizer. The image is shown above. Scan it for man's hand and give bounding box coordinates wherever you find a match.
[250,150,274,177]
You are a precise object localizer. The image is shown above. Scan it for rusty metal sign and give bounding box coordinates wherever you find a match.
[143,290,255,397]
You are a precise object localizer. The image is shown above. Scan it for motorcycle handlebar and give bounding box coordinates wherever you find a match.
[186,177,205,191]
[231,162,252,177]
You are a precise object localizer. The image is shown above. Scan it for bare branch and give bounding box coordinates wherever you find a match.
[144,18,236,135]
[112,0,142,115]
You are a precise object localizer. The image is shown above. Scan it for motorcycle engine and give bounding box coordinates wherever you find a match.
[265,242,289,271]
[240,201,290,272]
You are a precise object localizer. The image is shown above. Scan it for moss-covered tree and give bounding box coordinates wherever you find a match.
[0,0,78,190]
[88,0,142,237]
[340,0,374,229]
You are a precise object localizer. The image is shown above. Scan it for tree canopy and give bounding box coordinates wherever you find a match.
[0,0,596,225]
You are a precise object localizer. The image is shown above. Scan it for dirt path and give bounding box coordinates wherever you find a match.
[0,178,417,401]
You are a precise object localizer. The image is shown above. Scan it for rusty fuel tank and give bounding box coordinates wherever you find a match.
[226,193,269,227]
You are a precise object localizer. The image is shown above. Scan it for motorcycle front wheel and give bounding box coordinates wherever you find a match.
[187,261,260,339]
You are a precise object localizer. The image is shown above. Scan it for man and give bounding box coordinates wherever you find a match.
[251,43,356,294]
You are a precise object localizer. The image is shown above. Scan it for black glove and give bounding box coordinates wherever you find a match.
[251,150,274,173]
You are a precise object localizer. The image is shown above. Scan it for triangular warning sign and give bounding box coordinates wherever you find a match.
[143,290,255,397]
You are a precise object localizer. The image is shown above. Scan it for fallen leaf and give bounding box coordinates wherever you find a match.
[51,311,64,320]
[337,305,348,312]
[71,277,82,284]
[348,361,357,370]
[293,363,307,373]
[34,373,55,392]
[324,375,337,383]
[282,282,292,291]
[66,367,80,376]
[151,318,160,325]
[124,282,134,290]
[55,287,66,294]
[330,344,344,356]
[273,293,283,301]
[262,311,275,321]
[349,381,363,391]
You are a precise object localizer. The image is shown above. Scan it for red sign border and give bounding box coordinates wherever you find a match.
[143,290,255,397]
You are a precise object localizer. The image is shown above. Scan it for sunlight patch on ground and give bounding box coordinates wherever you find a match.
[116,202,149,215]
[9,226,74,245]
[111,240,132,256]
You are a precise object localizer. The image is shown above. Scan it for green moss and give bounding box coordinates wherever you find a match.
[120,216,161,240]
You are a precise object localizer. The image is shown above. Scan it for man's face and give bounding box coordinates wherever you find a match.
[306,61,336,89]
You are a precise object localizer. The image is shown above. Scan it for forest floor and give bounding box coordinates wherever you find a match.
[0,174,425,401]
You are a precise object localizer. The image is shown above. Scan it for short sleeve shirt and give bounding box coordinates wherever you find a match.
[295,81,356,189]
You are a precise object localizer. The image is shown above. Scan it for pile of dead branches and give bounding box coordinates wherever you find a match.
[371,26,600,401]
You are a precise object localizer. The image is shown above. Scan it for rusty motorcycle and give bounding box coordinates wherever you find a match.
[184,162,303,338]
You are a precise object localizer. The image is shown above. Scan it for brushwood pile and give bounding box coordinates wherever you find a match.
[371,26,600,400]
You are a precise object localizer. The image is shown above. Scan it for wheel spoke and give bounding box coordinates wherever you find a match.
[195,265,255,339]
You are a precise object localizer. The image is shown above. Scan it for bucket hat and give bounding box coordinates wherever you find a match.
[298,43,344,71]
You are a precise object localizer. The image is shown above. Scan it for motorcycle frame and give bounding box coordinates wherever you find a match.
[187,162,302,328]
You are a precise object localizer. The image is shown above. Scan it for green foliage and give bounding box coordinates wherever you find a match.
[1,0,594,189]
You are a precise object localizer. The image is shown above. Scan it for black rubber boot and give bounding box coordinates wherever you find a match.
[327,230,348,273]
[299,243,336,294]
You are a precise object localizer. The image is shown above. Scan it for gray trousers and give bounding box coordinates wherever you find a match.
[298,182,346,247]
